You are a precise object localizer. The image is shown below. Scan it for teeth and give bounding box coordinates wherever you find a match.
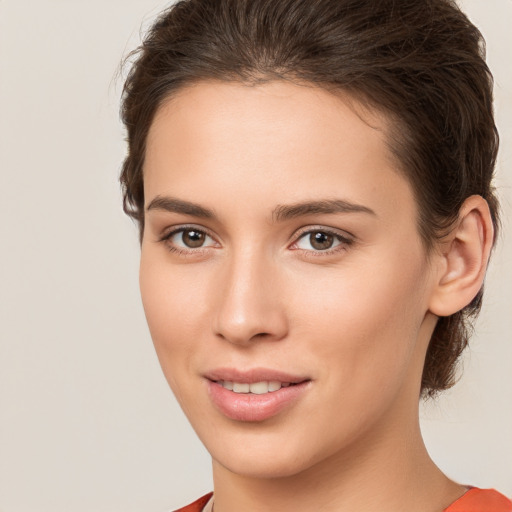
[220,380,291,394]
[249,382,268,394]
[268,381,281,391]
[233,382,250,393]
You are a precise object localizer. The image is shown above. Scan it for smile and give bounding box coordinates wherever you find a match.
[216,380,294,394]
[206,379,312,422]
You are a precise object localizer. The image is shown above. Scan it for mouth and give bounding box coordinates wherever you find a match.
[213,380,299,394]
[204,369,311,422]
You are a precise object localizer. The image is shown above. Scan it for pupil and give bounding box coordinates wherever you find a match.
[183,230,205,248]
[310,232,333,250]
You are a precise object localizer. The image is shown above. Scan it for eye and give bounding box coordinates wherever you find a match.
[292,229,353,252]
[162,227,217,251]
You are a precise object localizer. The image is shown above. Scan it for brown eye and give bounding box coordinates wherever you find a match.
[293,228,352,253]
[164,227,216,251]
[309,231,334,250]
[181,229,206,248]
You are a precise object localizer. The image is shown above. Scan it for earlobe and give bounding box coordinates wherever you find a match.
[429,195,494,317]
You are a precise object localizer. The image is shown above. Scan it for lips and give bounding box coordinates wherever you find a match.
[205,368,308,384]
[204,368,311,422]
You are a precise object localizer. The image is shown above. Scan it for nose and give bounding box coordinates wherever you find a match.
[212,249,289,346]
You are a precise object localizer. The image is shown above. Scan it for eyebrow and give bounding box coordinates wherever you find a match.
[146,196,215,218]
[272,199,376,222]
[146,196,375,222]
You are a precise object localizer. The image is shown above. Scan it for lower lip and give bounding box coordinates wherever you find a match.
[207,380,310,422]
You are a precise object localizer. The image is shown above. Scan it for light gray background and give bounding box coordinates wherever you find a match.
[0,1,510,511]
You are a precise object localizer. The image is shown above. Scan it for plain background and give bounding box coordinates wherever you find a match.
[0,1,510,511]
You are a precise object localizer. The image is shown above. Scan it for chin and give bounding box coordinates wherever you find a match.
[205,427,334,481]
[216,452,317,480]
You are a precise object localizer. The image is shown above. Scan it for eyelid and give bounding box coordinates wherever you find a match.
[158,224,220,253]
[159,224,215,240]
[290,225,355,243]
[289,225,355,254]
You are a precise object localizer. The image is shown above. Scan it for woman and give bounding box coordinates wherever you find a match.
[120,0,511,510]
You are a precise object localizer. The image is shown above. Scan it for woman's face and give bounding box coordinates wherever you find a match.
[140,81,439,478]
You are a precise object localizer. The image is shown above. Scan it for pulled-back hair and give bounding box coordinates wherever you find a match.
[120,0,499,397]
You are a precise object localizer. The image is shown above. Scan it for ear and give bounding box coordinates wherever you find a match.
[428,195,494,317]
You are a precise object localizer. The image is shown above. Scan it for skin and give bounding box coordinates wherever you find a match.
[140,81,492,511]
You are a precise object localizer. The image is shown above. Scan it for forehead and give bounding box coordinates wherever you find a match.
[144,80,416,224]
[147,80,393,165]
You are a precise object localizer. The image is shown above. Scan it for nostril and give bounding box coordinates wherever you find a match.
[252,332,271,339]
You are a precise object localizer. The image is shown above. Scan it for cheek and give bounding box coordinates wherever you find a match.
[139,257,218,426]
[139,254,207,386]
[289,252,430,395]
[140,245,211,329]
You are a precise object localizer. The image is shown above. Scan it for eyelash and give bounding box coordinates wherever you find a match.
[158,225,354,257]
[290,227,354,257]
[158,225,218,256]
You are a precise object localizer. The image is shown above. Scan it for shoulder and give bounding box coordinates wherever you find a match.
[172,492,213,512]
[445,488,512,512]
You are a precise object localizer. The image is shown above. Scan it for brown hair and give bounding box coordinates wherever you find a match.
[120,0,499,397]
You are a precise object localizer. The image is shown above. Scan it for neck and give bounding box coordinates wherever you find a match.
[211,399,465,512]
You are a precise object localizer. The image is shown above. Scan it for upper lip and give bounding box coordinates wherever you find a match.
[204,367,310,384]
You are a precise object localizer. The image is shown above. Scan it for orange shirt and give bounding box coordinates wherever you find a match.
[174,488,512,512]
[174,493,212,512]
[445,488,512,512]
